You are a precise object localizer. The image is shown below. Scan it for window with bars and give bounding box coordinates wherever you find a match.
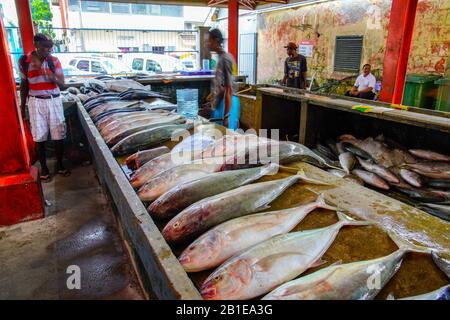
[334,36,363,73]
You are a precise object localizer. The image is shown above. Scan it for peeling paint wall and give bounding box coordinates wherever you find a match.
[257,0,449,86]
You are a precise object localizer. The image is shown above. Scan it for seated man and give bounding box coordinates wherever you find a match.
[345,64,376,100]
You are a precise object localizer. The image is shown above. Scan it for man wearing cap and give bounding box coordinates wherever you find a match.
[19,33,70,182]
[281,42,307,89]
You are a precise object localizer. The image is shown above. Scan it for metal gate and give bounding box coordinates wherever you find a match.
[238,33,257,84]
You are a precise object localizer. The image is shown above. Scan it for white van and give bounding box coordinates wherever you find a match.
[123,53,184,74]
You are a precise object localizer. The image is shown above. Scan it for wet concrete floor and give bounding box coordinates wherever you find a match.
[0,163,146,299]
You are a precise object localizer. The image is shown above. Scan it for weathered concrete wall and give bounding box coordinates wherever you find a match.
[257,0,449,86]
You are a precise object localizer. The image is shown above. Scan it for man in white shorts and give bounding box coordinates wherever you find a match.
[345,64,377,100]
[19,33,70,182]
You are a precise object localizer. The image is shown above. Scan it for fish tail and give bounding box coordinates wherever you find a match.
[315,193,338,211]
[388,231,434,255]
[386,293,396,300]
[296,169,331,186]
[337,211,372,226]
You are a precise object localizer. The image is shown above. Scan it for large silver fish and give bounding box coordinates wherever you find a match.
[339,152,355,174]
[179,194,336,272]
[162,173,330,243]
[106,116,185,146]
[125,146,170,170]
[148,163,278,220]
[352,169,390,190]
[130,150,199,189]
[137,157,226,202]
[200,211,370,300]
[357,157,400,183]
[111,123,192,156]
[402,162,450,179]
[388,285,450,300]
[263,232,433,300]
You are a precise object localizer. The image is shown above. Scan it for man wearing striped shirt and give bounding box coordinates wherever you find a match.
[19,33,70,182]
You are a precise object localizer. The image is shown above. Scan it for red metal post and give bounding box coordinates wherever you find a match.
[15,0,35,54]
[379,0,418,104]
[0,12,44,226]
[59,0,69,29]
[15,0,38,166]
[228,0,239,64]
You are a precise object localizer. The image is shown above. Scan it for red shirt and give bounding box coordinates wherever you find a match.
[19,52,63,96]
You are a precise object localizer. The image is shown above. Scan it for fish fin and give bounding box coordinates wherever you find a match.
[315,193,338,211]
[254,252,304,273]
[255,204,271,212]
[296,169,331,186]
[388,231,434,255]
[337,211,372,227]
[386,293,396,300]
[260,163,279,176]
[279,165,300,174]
[310,258,327,268]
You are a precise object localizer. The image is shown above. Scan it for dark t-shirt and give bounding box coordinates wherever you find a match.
[284,54,307,89]
[211,51,236,108]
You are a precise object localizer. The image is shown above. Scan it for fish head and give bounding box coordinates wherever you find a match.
[162,213,197,242]
[178,230,223,270]
[200,259,253,300]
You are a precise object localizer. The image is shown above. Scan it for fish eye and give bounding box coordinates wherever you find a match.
[214,276,221,281]
[173,222,179,228]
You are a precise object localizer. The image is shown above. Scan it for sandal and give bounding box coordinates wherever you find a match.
[40,174,52,183]
[57,169,71,177]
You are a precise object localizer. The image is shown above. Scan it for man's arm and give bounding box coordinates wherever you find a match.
[47,57,65,88]
[281,60,288,86]
[20,80,29,118]
[301,56,307,89]
[18,59,29,118]
[222,56,235,127]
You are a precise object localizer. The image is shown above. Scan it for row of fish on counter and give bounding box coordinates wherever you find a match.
[124,135,449,300]
[311,135,450,222]
[82,93,449,300]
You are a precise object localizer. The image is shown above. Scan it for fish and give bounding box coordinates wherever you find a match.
[358,157,400,183]
[137,158,226,202]
[162,173,330,243]
[341,136,416,168]
[97,110,170,131]
[426,179,450,189]
[396,187,446,203]
[418,205,450,222]
[105,116,185,146]
[327,169,347,178]
[409,149,450,162]
[148,164,278,220]
[93,107,149,123]
[126,146,170,170]
[179,194,337,272]
[341,142,375,162]
[403,162,450,179]
[343,175,365,186]
[399,168,422,187]
[111,123,193,156]
[339,152,356,174]
[325,139,340,157]
[336,142,345,155]
[262,232,432,300]
[100,112,174,136]
[130,150,199,189]
[200,211,370,300]
[388,285,450,300]
[422,203,450,215]
[432,252,450,278]
[317,143,338,161]
[352,169,390,190]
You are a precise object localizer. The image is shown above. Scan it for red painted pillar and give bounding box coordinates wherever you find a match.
[0,16,44,226]
[59,0,69,29]
[15,0,35,54]
[16,0,38,165]
[379,0,418,104]
[228,0,238,64]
